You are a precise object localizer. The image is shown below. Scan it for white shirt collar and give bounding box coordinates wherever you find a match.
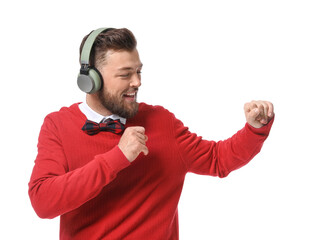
[79,102,126,124]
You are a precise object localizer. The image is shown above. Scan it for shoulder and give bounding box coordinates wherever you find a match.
[43,103,85,127]
[129,103,179,136]
[46,103,82,118]
[138,102,175,119]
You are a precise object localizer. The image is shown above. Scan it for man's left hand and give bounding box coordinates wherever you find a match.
[244,100,274,128]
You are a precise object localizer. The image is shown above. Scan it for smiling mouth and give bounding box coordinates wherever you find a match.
[123,91,137,101]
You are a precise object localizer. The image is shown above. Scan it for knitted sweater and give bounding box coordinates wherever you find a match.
[28,102,273,240]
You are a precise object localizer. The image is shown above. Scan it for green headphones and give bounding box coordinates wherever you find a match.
[77,27,110,94]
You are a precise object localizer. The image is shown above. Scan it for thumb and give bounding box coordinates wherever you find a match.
[249,108,260,120]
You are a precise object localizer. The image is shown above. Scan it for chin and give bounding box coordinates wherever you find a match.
[124,103,139,119]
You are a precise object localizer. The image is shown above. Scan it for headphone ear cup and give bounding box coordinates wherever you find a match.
[88,68,103,93]
[77,68,103,94]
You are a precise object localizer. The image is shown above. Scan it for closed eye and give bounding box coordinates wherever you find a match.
[119,73,131,78]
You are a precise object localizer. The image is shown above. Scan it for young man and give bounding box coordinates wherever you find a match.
[29,28,274,240]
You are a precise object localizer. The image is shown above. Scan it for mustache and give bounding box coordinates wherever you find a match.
[122,88,139,94]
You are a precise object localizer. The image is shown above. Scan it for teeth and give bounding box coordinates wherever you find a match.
[125,92,135,96]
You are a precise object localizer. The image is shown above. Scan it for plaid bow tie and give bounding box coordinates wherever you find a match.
[82,118,125,135]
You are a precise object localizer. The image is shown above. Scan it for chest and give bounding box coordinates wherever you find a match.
[61,124,186,180]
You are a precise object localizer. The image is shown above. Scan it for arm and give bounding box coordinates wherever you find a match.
[28,116,130,219]
[174,101,274,177]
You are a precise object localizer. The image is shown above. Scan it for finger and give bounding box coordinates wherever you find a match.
[137,136,148,146]
[125,126,145,135]
[134,126,145,134]
[140,144,149,156]
[248,107,260,120]
[259,101,275,123]
[258,101,269,123]
[266,101,274,117]
[246,101,265,121]
[124,127,146,138]
[134,132,148,142]
[261,101,269,120]
[244,102,250,113]
[248,101,258,112]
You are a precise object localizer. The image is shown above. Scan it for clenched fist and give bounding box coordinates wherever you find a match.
[244,100,274,128]
[118,126,149,162]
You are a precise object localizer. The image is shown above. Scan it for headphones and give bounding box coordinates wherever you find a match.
[77,27,111,94]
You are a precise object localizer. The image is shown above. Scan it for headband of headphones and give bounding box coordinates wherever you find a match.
[80,27,109,66]
[77,27,110,94]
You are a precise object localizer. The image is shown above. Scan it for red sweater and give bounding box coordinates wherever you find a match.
[29,103,273,240]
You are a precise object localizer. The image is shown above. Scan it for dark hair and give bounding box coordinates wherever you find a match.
[79,28,137,68]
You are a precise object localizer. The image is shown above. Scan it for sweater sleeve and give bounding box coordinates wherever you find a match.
[174,116,274,178]
[28,116,130,219]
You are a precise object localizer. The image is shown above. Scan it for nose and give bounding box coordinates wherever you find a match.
[130,73,141,88]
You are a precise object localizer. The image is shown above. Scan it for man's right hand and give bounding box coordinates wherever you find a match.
[118,127,149,162]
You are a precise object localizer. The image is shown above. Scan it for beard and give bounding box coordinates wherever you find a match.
[96,86,139,119]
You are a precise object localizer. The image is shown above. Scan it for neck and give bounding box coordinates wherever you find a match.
[86,94,113,116]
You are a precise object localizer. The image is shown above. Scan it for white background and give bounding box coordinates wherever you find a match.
[1,0,313,239]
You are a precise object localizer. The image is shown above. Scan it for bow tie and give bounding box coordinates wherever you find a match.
[82,118,125,135]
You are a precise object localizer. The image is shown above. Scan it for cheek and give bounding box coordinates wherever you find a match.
[104,78,130,94]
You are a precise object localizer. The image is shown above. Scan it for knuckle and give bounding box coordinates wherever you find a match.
[124,127,133,134]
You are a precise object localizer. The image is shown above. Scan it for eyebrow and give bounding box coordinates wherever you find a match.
[117,63,143,71]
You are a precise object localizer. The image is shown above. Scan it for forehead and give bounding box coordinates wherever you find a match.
[104,49,142,70]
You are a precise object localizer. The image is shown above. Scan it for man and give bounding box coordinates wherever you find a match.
[29,28,274,240]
